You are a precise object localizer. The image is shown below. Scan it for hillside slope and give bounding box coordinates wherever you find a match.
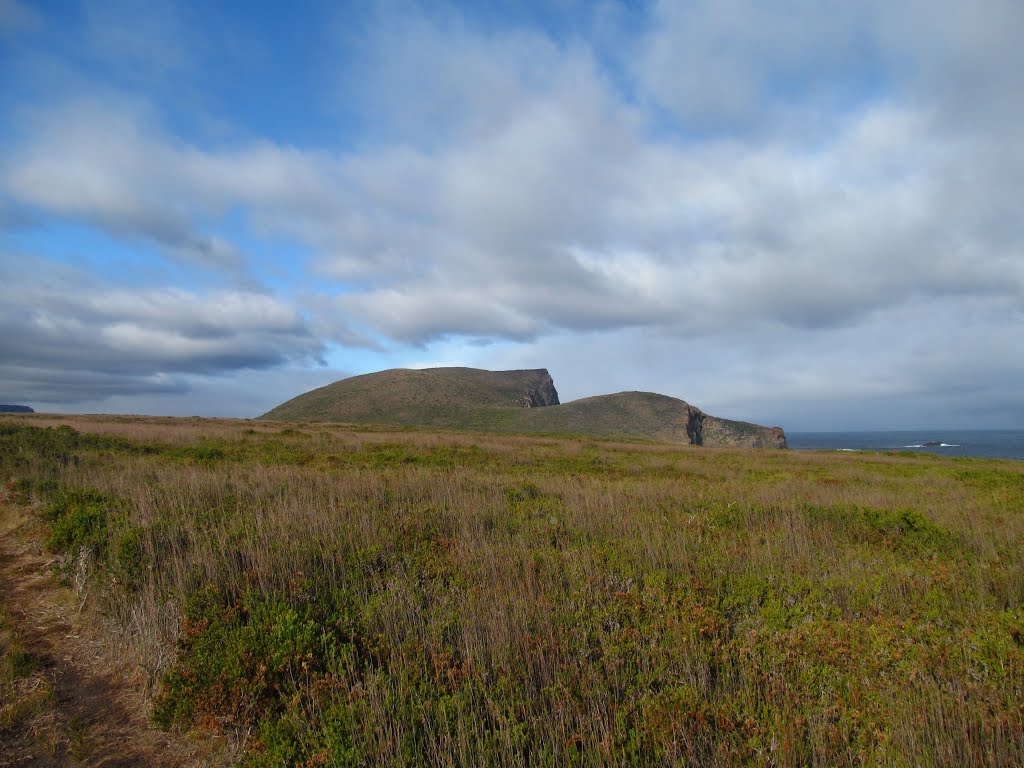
[519,391,786,448]
[260,367,786,448]
[262,367,558,427]
[517,391,703,443]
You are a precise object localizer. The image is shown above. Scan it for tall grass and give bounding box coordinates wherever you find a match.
[2,416,1022,766]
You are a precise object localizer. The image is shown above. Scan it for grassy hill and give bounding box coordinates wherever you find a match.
[517,391,700,442]
[261,367,787,448]
[1,413,1022,766]
[262,367,558,429]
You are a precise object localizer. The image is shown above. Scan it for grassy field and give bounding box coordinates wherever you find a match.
[1,413,1022,766]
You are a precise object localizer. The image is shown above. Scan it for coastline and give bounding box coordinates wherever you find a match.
[787,429,1024,461]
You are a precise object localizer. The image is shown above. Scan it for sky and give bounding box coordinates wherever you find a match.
[1,0,1022,431]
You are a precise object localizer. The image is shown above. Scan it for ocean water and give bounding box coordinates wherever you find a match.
[786,430,1024,461]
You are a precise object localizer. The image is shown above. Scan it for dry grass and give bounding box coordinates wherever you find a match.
[1,414,1022,766]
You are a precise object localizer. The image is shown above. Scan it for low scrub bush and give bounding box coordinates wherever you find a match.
[3,419,1023,765]
[43,486,148,589]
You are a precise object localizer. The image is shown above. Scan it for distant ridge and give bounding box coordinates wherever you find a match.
[261,367,786,449]
[0,404,34,413]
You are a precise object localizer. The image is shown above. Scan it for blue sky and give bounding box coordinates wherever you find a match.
[1,0,1022,430]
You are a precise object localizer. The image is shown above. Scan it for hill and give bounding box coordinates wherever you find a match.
[0,404,33,413]
[262,367,558,427]
[261,367,786,448]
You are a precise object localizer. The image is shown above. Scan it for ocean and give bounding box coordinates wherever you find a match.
[786,430,1024,461]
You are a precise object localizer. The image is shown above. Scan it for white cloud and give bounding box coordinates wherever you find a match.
[5,18,1021,349]
[0,256,324,403]
[635,0,870,129]
[467,295,1024,430]
[32,366,346,418]
[2,1,1023,426]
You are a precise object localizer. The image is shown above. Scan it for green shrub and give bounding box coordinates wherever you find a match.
[170,443,226,463]
[861,507,957,556]
[45,487,116,557]
[43,487,147,587]
[153,583,370,737]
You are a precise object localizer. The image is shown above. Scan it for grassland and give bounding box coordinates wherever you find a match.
[1,413,1022,766]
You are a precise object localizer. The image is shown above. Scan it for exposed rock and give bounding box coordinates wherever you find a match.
[700,416,788,449]
[685,406,705,445]
[512,372,560,407]
[760,427,789,449]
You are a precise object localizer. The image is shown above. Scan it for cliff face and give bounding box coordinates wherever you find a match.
[757,427,788,449]
[699,415,788,449]
[512,372,560,407]
[684,406,705,445]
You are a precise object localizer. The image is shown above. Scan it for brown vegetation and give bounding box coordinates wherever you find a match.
[0,412,1022,766]
[0,482,228,767]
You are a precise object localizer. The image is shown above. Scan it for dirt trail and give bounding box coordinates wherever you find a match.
[0,503,228,767]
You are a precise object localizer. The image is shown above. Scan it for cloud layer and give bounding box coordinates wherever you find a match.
[1,1,1021,427]
[0,258,323,403]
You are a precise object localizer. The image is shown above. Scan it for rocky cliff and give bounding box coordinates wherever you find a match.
[511,372,559,407]
[700,416,788,449]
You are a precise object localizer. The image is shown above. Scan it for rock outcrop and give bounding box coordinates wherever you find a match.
[701,416,788,449]
[512,372,560,407]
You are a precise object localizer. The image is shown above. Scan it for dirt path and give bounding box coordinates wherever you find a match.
[0,502,229,767]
